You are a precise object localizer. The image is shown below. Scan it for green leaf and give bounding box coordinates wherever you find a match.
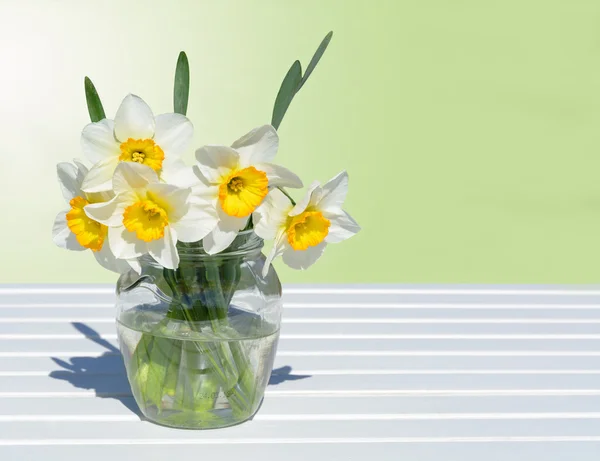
[297,31,333,91]
[84,77,105,122]
[174,51,190,115]
[271,60,302,130]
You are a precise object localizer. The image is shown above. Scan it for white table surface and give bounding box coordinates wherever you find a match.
[0,284,599,460]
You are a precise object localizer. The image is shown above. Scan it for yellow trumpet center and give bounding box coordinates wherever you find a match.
[218,166,269,217]
[119,138,165,172]
[123,199,169,242]
[66,196,107,252]
[286,210,330,251]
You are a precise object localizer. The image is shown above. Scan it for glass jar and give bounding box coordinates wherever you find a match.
[115,231,282,429]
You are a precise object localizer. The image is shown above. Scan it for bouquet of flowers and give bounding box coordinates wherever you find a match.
[52,32,360,429]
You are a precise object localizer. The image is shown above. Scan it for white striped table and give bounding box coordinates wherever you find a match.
[0,284,599,460]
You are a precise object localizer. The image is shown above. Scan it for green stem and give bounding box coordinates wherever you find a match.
[277,186,296,206]
[204,261,256,413]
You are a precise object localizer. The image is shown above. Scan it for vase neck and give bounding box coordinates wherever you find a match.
[140,230,264,267]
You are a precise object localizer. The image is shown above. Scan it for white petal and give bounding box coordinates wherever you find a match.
[289,181,322,216]
[160,160,201,188]
[194,145,239,184]
[324,210,361,243]
[282,241,327,270]
[202,229,237,255]
[108,226,147,259]
[172,200,218,243]
[145,183,190,222]
[153,113,193,158]
[93,243,131,273]
[71,160,94,198]
[72,158,89,175]
[218,207,249,232]
[190,167,219,200]
[70,159,109,203]
[113,94,155,142]
[84,193,135,226]
[81,157,119,193]
[317,170,349,212]
[81,119,119,164]
[262,229,287,277]
[85,190,115,204]
[52,211,85,251]
[57,162,82,202]
[202,209,248,255]
[112,162,158,194]
[253,188,291,240]
[255,162,303,189]
[231,125,279,166]
[148,226,179,269]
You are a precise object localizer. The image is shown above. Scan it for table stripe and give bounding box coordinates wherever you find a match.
[2,436,600,446]
[2,412,600,422]
[3,317,600,324]
[2,287,600,296]
[4,302,600,309]
[3,389,600,398]
[4,369,600,377]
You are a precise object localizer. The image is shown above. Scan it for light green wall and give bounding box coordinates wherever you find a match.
[1,0,600,283]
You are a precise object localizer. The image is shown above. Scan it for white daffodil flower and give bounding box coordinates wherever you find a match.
[85,162,218,269]
[52,160,130,273]
[80,94,193,193]
[253,171,360,276]
[193,124,303,254]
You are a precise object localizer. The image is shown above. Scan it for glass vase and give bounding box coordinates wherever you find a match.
[115,231,282,429]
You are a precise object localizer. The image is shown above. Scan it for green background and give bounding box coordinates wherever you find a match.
[1,0,600,284]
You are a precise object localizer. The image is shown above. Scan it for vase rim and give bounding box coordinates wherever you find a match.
[139,230,264,265]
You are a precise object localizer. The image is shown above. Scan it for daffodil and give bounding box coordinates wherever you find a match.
[52,160,129,273]
[253,171,360,276]
[85,162,217,269]
[193,125,302,254]
[80,94,193,193]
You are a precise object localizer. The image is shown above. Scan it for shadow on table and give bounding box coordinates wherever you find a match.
[268,366,311,385]
[49,323,141,415]
[50,322,311,416]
